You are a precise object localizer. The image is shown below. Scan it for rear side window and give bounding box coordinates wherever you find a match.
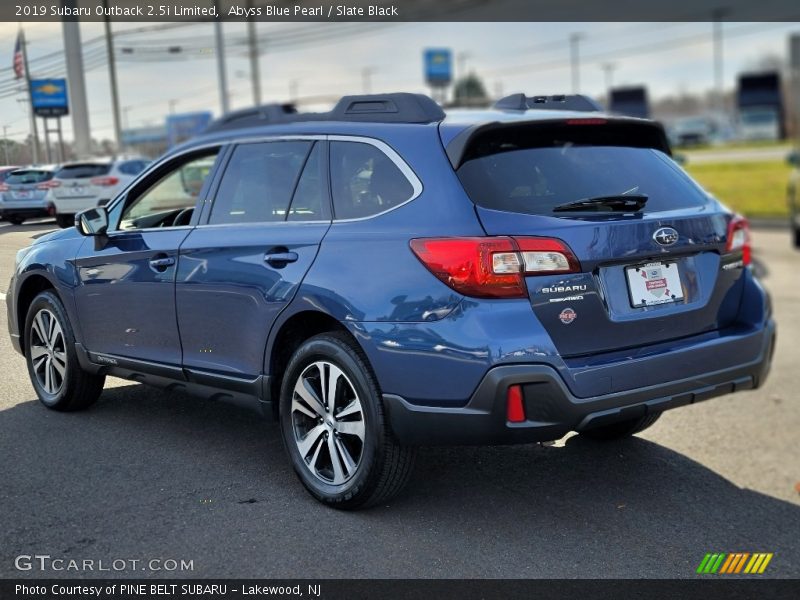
[210,141,312,225]
[5,170,53,184]
[55,163,111,179]
[457,124,709,215]
[330,141,414,219]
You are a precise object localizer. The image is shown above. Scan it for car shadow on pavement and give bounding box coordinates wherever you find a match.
[1,384,798,579]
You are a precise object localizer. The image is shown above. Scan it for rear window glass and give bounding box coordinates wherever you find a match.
[457,126,708,215]
[5,170,53,184]
[55,163,111,179]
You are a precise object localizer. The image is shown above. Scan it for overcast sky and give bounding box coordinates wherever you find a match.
[0,20,798,142]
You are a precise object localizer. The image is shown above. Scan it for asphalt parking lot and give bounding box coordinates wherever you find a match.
[0,219,798,579]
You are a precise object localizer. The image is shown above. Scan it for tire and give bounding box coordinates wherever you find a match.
[24,291,105,411]
[793,225,800,249]
[579,412,662,441]
[7,216,24,225]
[56,214,73,229]
[279,332,415,509]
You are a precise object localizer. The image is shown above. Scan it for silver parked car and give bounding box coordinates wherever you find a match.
[0,167,58,225]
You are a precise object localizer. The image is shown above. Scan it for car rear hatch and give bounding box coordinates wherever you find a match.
[52,162,114,201]
[2,170,53,201]
[449,117,749,358]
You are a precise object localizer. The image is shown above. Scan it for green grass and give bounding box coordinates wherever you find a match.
[686,160,792,218]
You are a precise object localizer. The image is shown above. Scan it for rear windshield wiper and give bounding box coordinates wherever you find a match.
[552,194,648,212]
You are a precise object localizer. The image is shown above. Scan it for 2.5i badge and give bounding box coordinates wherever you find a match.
[559,308,577,324]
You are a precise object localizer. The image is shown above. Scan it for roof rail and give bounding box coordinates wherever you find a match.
[205,93,445,133]
[494,93,602,112]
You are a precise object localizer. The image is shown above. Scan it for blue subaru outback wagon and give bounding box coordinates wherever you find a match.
[7,93,775,508]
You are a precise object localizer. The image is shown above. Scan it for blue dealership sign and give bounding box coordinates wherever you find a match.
[30,78,69,117]
[424,48,452,86]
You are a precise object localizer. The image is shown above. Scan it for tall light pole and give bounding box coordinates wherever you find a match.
[102,0,122,152]
[361,67,376,94]
[246,1,261,106]
[2,125,9,165]
[712,8,729,115]
[569,33,586,94]
[214,0,229,114]
[62,1,92,158]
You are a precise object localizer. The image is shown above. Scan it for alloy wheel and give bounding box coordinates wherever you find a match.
[291,360,365,485]
[29,309,67,396]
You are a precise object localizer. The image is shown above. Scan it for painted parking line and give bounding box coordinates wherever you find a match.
[0,292,6,302]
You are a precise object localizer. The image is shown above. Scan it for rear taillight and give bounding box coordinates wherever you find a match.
[409,236,580,299]
[726,215,751,266]
[0,183,8,192]
[90,176,119,187]
[36,180,60,190]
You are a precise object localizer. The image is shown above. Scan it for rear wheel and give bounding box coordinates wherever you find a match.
[7,216,24,225]
[25,291,105,411]
[580,412,662,441]
[793,225,800,249]
[56,214,73,228]
[279,332,415,509]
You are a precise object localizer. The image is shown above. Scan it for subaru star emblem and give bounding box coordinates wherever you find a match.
[653,227,679,246]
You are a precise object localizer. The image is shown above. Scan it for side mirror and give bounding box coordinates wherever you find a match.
[788,151,799,167]
[673,153,688,166]
[75,206,109,237]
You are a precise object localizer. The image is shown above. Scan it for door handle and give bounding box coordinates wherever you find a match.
[148,256,175,272]
[264,251,299,266]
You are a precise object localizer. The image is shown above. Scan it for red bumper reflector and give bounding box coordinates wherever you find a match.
[507,384,525,423]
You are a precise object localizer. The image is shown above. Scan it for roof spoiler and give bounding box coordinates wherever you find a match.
[494,93,602,112]
[205,93,445,133]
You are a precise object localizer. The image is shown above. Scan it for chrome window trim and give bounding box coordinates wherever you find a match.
[327,134,423,222]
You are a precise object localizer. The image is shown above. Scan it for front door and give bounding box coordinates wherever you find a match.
[73,148,222,366]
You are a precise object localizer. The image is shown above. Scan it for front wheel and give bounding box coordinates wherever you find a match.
[25,291,105,411]
[56,214,73,228]
[279,332,415,509]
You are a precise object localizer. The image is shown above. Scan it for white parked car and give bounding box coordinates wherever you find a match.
[51,156,150,228]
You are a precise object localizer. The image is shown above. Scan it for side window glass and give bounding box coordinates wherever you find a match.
[210,141,312,225]
[287,143,325,221]
[119,151,219,230]
[330,141,414,220]
[118,160,147,176]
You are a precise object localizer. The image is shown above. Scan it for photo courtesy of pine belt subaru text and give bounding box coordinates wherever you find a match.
[6,92,776,509]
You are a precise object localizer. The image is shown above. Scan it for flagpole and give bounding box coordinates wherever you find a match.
[20,29,41,164]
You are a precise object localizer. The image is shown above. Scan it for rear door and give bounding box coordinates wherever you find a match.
[453,119,747,357]
[176,138,330,379]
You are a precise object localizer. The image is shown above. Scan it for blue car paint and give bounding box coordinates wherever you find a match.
[7,106,775,443]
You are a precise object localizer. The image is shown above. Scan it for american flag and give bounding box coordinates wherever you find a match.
[13,31,24,80]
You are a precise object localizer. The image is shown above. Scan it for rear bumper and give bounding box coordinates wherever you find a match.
[384,319,775,445]
[0,199,52,218]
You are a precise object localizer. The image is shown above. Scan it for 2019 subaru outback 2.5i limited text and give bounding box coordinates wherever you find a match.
[6,93,775,509]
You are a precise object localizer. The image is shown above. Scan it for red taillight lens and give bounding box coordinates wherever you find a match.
[36,180,60,190]
[506,385,526,423]
[410,236,580,299]
[726,215,751,266]
[90,176,119,187]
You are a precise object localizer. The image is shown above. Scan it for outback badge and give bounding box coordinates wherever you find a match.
[653,227,679,246]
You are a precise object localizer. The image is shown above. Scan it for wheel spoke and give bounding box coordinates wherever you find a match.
[49,321,62,348]
[291,397,317,420]
[334,436,357,475]
[336,399,361,419]
[296,424,325,459]
[326,364,344,411]
[335,419,365,441]
[30,346,48,361]
[46,313,57,346]
[294,378,326,418]
[32,312,47,344]
[33,355,47,373]
[44,358,53,393]
[327,433,346,484]
[51,353,66,377]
